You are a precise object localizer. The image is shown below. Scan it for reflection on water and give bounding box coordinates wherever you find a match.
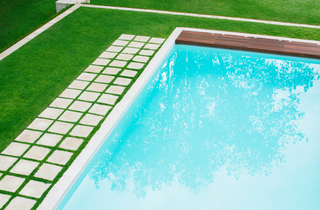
[88,45,319,197]
[60,45,320,209]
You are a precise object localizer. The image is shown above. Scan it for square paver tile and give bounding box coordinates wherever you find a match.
[127,62,144,70]
[0,155,17,171]
[89,104,112,116]
[116,54,133,61]
[84,65,104,73]
[128,42,144,48]
[47,150,73,165]
[59,111,83,123]
[114,77,132,86]
[36,133,62,147]
[35,163,62,181]
[121,70,138,77]
[144,43,160,50]
[15,130,42,143]
[68,101,92,112]
[139,49,155,56]
[99,52,117,59]
[0,175,25,192]
[78,91,100,102]
[59,89,81,99]
[10,159,39,176]
[87,83,107,92]
[122,47,139,54]
[59,137,83,151]
[149,37,165,44]
[5,196,36,210]
[20,180,50,198]
[112,40,129,46]
[49,98,72,109]
[106,46,123,52]
[24,146,50,161]
[27,118,53,131]
[98,94,118,105]
[133,55,149,63]
[68,80,90,90]
[80,114,103,126]
[0,194,10,208]
[118,34,135,40]
[109,60,127,68]
[134,36,150,42]
[102,67,121,75]
[48,121,74,135]
[106,85,125,95]
[95,75,114,84]
[70,125,94,138]
[2,143,30,157]
[39,108,63,120]
[92,58,110,66]
[77,73,97,81]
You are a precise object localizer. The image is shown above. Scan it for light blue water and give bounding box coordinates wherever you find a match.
[58,44,320,210]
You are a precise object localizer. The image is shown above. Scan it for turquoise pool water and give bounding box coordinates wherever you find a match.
[58,44,320,210]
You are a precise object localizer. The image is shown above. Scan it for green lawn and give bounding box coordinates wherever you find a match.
[90,0,320,25]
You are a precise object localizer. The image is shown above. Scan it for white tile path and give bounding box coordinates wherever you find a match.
[0,34,165,209]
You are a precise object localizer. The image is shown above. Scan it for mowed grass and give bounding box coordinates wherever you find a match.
[1,7,320,154]
[90,0,320,25]
[0,0,58,52]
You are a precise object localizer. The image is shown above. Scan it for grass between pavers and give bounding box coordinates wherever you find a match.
[90,0,320,26]
[1,7,320,208]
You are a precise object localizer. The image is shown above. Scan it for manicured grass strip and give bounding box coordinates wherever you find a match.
[90,0,320,26]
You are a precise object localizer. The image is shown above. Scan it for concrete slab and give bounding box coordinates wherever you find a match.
[24,146,51,161]
[84,65,104,73]
[106,85,125,95]
[59,89,81,99]
[95,75,114,83]
[116,54,133,61]
[114,77,132,86]
[109,60,127,67]
[69,125,94,138]
[36,133,62,147]
[102,67,122,75]
[69,80,90,90]
[49,98,73,109]
[120,70,138,77]
[59,137,83,151]
[39,108,64,120]
[78,91,100,102]
[47,150,73,165]
[76,73,97,81]
[10,159,39,176]
[68,101,92,112]
[4,196,36,210]
[128,42,144,48]
[106,46,123,52]
[139,49,155,56]
[20,180,50,198]
[87,83,108,92]
[0,194,10,209]
[80,114,103,126]
[127,62,144,70]
[112,40,129,46]
[48,121,74,135]
[98,94,118,105]
[92,58,110,66]
[1,143,30,157]
[99,52,117,59]
[0,175,25,192]
[118,34,135,40]
[15,130,42,143]
[122,47,139,54]
[89,104,112,116]
[0,155,17,171]
[59,111,83,123]
[133,55,149,63]
[144,43,160,49]
[134,36,150,42]
[27,118,53,131]
[35,163,62,181]
[149,37,165,44]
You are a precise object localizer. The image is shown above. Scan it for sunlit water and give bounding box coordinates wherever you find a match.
[58,45,320,210]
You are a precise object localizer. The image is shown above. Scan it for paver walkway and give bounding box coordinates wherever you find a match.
[0,34,165,210]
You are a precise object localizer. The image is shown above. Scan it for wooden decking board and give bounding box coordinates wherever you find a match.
[175,31,320,59]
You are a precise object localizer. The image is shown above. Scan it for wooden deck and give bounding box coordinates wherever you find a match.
[175,31,320,59]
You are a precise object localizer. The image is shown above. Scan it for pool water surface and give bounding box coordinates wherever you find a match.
[57,44,320,210]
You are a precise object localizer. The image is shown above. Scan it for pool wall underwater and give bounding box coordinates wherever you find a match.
[39,28,320,209]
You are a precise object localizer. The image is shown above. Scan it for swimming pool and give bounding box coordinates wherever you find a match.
[56,41,320,209]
